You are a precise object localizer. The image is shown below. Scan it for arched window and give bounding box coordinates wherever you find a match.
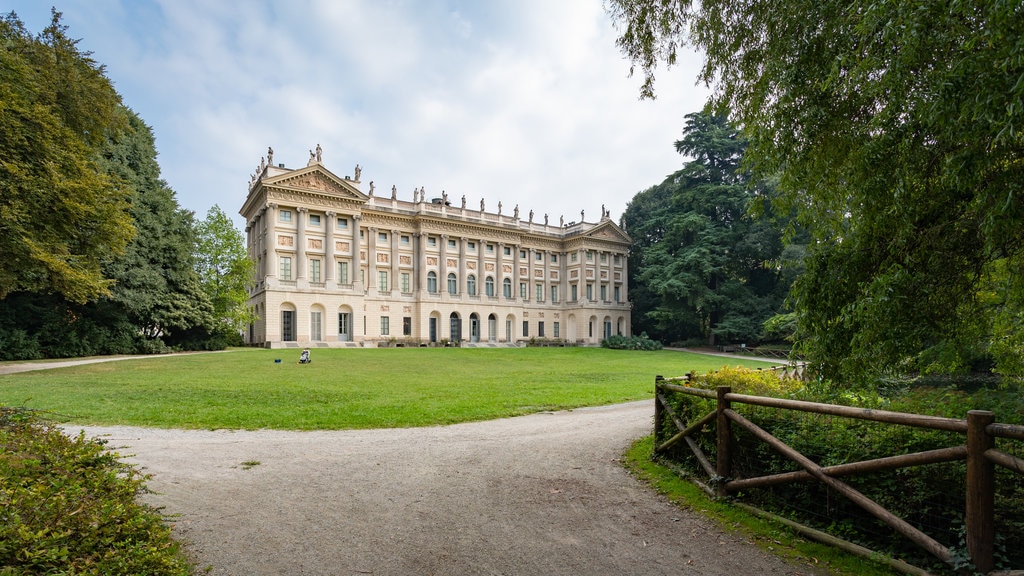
[485,276,495,297]
[448,272,458,295]
[503,277,512,298]
[467,274,477,296]
[427,271,438,293]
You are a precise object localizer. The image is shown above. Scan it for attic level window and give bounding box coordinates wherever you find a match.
[279,210,292,222]
[337,217,348,229]
[309,214,321,226]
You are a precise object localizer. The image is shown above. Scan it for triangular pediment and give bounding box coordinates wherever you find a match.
[579,220,632,244]
[262,164,367,202]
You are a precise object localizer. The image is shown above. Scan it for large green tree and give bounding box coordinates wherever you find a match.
[0,11,133,303]
[194,205,255,339]
[609,0,1024,382]
[624,110,792,346]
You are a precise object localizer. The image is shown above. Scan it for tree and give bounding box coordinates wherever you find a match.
[194,205,256,339]
[95,108,214,347]
[608,0,1024,382]
[624,110,791,346]
[0,11,133,303]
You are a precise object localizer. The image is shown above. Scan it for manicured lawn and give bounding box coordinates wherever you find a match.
[0,347,779,430]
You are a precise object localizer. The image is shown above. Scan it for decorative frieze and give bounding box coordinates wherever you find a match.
[279,236,294,247]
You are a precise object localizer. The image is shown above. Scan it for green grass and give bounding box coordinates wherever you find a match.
[623,436,903,576]
[0,347,777,430]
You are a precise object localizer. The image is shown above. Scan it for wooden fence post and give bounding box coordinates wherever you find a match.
[654,375,664,451]
[966,410,995,573]
[716,386,732,497]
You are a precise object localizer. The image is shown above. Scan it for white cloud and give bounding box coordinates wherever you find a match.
[7,0,710,228]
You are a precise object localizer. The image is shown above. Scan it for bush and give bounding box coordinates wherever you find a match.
[602,333,664,351]
[0,406,192,575]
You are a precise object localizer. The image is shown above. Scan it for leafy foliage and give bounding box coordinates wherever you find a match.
[608,0,1024,384]
[602,333,664,350]
[0,11,134,303]
[194,205,256,337]
[623,110,797,346]
[0,406,191,575]
[656,369,1024,573]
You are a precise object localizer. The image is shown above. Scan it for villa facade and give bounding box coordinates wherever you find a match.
[239,151,632,348]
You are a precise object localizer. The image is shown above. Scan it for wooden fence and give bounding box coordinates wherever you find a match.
[653,374,1024,574]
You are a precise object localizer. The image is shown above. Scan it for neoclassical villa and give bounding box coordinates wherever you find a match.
[240,147,632,348]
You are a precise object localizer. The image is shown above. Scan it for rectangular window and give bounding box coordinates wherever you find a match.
[428,236,437,247]
[586,251,593,261]
[614,286,621,303]
[536,283,543,302]
[310,259,321,283]
[535,252,543,261]
[601,285,607,301]
[401,272,411,293]
[504,246,511,256]
[586,284,593,300]
[601,253,607,262]
[571,253,578,262]
[381,316,390,336]
[448,239,457,249]
[337,217,348,229]
[282,310,295,341]
[538,322,545,337]
[522,321,529,337]
[571,284,578,301]
[551,285,558,303]
[614,255,621,264]
[551,254,558,263]
[486,244,494,253]
[280,256,292,280]
[468,241,476,251]
[553,322,560,338]
[378,232,388,242]
[379,270,388,291]
[309,214,321,226]
[279,210,292,223]
[310,311,322,341]
[403,316,412,336]
[338,261,349,284]
[520,249,527,259]
[520,282,527,299]
[338,313,350,339]
[401,235,410,245]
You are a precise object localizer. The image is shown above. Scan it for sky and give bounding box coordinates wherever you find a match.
[7,0,709,230]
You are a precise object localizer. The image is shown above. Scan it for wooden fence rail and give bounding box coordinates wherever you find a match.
[653,375,1024,574]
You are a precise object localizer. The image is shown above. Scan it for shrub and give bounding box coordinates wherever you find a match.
[0,406,191,575]
[602,333,663,351]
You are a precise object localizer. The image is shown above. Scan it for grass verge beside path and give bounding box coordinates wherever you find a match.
[0,347,777,430]
[623,436,902,576]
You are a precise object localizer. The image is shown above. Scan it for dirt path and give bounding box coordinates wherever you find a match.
[76,402,816,576]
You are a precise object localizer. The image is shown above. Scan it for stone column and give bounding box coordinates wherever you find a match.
[559,250,568,306]
[496,242,505,298]
[620,251,629,303]
[392,229,400,293]
[296,207,307,280]
[266,204,278,279]
[543,249,550,303]
[512,245,520,301]
[325,212,335,283]
[478,238,485,296]
[527,248,536,301]
[416,233,426,293]
[459,237,467,297]
[367,227,378,290]
[439,235,449,297]
[352,215,363,291]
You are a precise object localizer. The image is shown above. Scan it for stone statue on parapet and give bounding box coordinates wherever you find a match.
[391,185,397,199]
[353,163,361,181]
[267,146,274,165]
[480,198,485,211]
[368,181,375,197]
[514,205,519,219]
[529,209,534,223]
[461,195,466,209]
[315,143,322,162]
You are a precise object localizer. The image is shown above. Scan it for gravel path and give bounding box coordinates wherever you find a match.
[75,401,816,576]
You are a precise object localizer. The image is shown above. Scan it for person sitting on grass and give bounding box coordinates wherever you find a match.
[299,349,311,364]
